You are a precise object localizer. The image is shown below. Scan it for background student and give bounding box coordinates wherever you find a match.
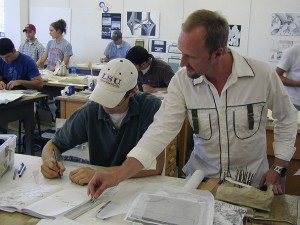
[0,37,42,90]
[126,46,175,93]
[100,30,131,63]
[41,58,164,186]
[18,23,45,63]
[37,19,73,71]
[88,9,297,198]
[276,44,300,110]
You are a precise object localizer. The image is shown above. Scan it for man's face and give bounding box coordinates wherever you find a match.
[113,38,122,45]
[24,30,36,41]
[178,27,215,79]
[0,50,15,64]
[103,95,130,114]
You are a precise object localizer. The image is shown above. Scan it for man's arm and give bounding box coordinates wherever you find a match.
[36,52,48,69]
[6,75,43,90]
[142,84,168,93]
[88,157,144,198]
[276,67,300,87]
[70,151,165,186]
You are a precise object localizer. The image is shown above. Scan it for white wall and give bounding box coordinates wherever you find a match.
[5,0,300,65]
[4,0,28,48]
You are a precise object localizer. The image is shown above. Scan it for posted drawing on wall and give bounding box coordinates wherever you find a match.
[228,25,241,47]
[269,40,299,61]
[271,13,300,36]
[124,11,160,38]
[102,13,121,39]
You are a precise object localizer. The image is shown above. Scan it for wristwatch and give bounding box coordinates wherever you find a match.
[271,164,288,177]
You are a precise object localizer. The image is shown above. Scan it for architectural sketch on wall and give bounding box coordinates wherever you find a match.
[269,40,298,61]
[228,25,241,47]
[271,13,300,36]
[124,11,160,38]
[101,13,121,39]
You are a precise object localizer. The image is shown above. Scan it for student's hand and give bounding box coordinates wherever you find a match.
[41,158,65,179]
[69,167,96,186]
[0,81,6,90]
[259,169,286,195]
[142,84,155,93]
[87,170,119,199]
[6,80,22,90]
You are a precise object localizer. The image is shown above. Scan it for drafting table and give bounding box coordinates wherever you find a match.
[0,94,47,155]
[0,154,299,225]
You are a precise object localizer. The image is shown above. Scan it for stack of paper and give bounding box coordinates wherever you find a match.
[0,93,23,104]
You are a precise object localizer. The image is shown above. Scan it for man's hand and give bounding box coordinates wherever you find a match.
[259,169,286,195]
[41,158,65,179]
[69,167,96,186]
[6,80,22,90]
[142,84,155,93]
[87,170,120,199]
[0,81,6,90]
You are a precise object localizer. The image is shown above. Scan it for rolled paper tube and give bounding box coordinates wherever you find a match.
[183,169,205,191]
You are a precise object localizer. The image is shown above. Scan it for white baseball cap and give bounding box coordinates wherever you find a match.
[89,58,138,108]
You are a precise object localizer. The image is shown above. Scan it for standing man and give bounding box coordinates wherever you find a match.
[126,46,175,93]
[276,44,300,110]
[0,38,42,90]
[19,24,45,63]
[100,30,131,63]
[88,9,297,198]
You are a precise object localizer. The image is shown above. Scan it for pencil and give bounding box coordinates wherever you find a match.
[52,149,61,178]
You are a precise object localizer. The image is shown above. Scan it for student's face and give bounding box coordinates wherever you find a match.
[49,26,60,39]
[0,50,16,64]
[24,30,36,41]
[102,96,130,114]
[178,27,216,79]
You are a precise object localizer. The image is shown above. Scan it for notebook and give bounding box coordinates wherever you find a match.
[0,183,91,219]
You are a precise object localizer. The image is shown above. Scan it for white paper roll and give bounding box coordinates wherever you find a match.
[183,170,205,191]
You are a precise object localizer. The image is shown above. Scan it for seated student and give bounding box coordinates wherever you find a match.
[0,37,42,90]
[36,19,73,71]
[100,30,131,63]
[126,46,175,93]
[41,58,164,186]
[19,24,45,63]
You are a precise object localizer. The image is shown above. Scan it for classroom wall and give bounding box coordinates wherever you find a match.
[4,0,28,48]
[5,0,300,66]
[249,0,300,67]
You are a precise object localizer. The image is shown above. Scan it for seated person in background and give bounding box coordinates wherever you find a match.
[41,58,164,186]
[100,30,131,63]
[37,19,73,71]
[0,37,42,90]
[126,46,174,93]
[19,24,45,63]
[276,44,300,110]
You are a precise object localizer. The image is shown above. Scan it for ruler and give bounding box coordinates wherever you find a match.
[64,199,103,220]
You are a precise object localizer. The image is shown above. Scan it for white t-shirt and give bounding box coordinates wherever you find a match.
[277,44,300,105]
